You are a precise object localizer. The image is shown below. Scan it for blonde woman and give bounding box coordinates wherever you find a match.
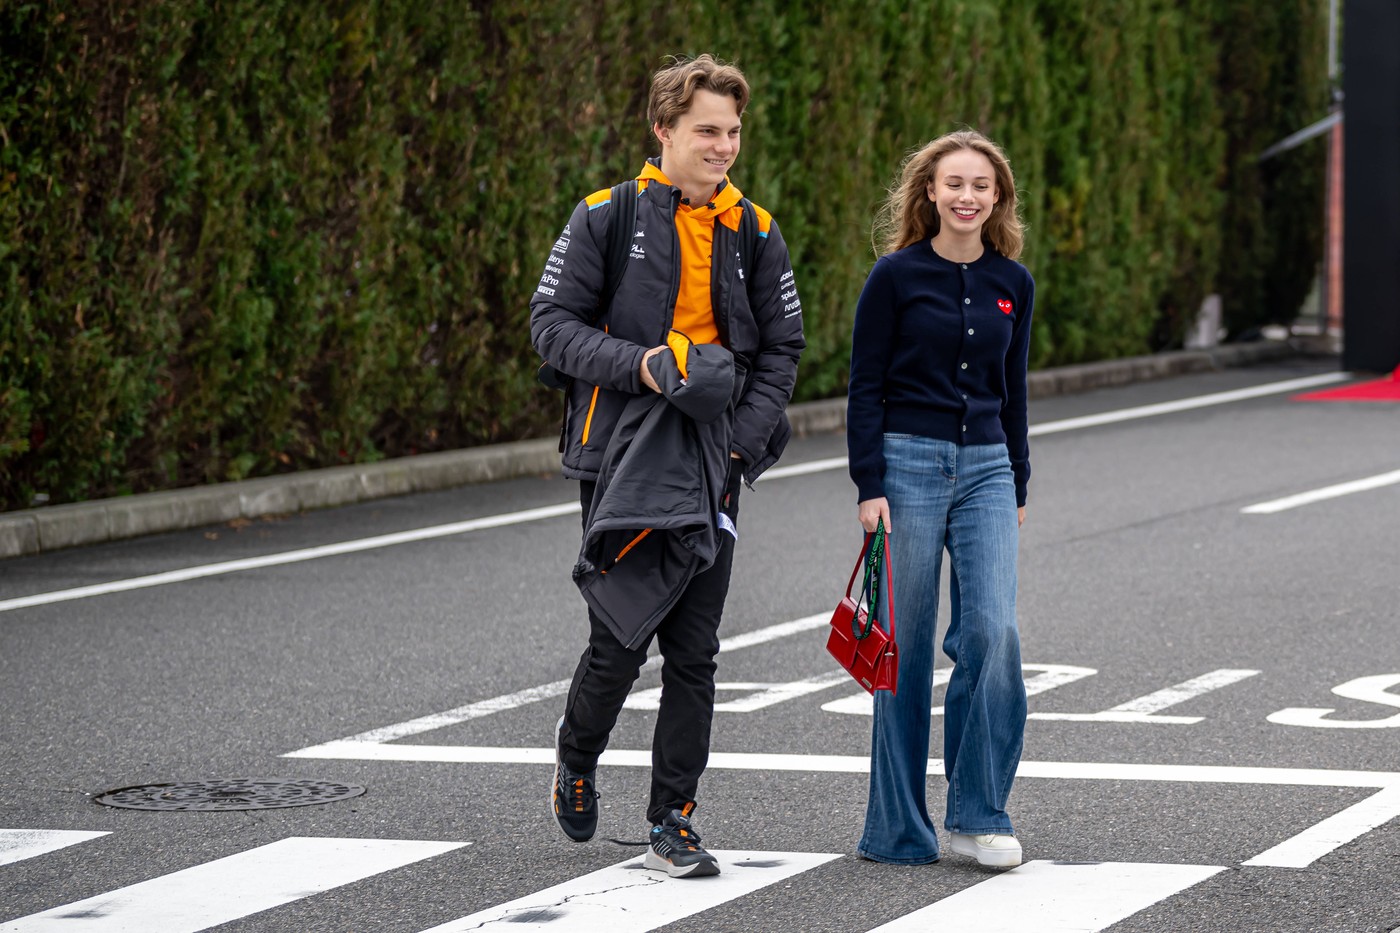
[846,130,1033,868]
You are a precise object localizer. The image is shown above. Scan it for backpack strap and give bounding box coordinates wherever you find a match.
[598,179,638,322]
[538,180,638,390]
[736,196,759,295]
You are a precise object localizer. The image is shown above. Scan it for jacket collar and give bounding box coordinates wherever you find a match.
[639,158,744,216]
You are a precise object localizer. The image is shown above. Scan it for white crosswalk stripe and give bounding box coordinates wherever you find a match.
[417,849,840,932]
[866,860,1226,932]
[0,833,1253,932]
[1243,784,1400,868]
[2,836,465,932]
[0,830,109,867]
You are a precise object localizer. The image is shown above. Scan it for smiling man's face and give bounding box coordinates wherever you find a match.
[655,88,742,204]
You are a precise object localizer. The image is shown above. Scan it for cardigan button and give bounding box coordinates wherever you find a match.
[960,362,968,370]
[968,328,975,335]
[963,298,971,304]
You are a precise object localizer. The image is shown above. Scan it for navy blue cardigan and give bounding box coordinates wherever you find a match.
[846,242,1035,506]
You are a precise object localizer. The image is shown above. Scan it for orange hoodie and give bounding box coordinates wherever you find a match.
[637,161,749,347]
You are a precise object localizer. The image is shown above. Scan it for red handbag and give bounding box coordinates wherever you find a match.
[826,521,898,695]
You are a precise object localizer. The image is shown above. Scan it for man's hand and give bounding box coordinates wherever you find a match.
[858,497,891,534]
[639,345,665,393]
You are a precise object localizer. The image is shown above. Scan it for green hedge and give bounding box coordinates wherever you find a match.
[0,0,1330,510]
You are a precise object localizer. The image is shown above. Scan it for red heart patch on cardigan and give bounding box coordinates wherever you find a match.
[997,299,1013,314]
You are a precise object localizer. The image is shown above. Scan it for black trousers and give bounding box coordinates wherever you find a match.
[560,467,741,826]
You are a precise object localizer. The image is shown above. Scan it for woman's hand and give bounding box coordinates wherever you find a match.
[858,497,891,534]
[1018,506,1026,528]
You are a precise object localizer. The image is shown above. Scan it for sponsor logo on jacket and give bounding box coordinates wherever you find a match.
[780,269,802,318]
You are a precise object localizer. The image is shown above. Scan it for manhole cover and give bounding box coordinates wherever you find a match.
[94,779,366,812]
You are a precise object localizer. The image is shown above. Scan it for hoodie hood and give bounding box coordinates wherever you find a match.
[639,158,744,219]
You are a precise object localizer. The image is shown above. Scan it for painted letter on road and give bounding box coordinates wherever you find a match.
[1268,674,1400,729]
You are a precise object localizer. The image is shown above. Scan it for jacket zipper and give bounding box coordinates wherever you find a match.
[613,528,651,564]
[662,188,682,343]
[580,324,607,448]
[715,218,733,348]
[580,385,600,446]
[600,528,653,575]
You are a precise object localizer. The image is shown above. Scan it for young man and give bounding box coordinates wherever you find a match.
[530,54,805,878]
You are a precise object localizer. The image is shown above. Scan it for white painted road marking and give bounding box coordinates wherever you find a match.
[714,612,828,650]
[0,829,109,867]
[0,503,581,613]
[278,740,1400,863]
[627,669,851,712]
[343,677,574,744]
[293,613,830,750]
[1032,669,1260,724]
[3,837,466,932]
[822,664,1097,717]
[1267,673,1400,729]
[1243,785,1400,868]
[0,373,1348,615]
[758,456,848,481]
[866,860,1226,933]
[821,669,953,715]
[1242,468,1400,514]
[1027,371,1348,436]
[416,850,840,932]
[284,744,1400,790]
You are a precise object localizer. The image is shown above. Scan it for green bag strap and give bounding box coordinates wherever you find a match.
[854,519,890,640]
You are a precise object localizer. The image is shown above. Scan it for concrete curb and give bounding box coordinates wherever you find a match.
[0,340,1323,560]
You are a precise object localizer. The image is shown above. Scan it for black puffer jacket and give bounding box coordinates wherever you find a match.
[573,341,738,649]
[530,158,805,483]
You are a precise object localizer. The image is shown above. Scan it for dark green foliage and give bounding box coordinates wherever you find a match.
[0,1,1330,509]
[1212,1,1331,338]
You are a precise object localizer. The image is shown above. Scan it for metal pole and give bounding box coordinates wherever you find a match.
[1325,118,1343,338]
[1328,0,1339,80]
[1324,0,1343,340]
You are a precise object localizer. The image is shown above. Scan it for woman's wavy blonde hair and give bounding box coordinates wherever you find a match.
[874,130,1024,260]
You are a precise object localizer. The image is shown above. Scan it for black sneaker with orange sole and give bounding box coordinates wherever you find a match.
[551,717,598,842]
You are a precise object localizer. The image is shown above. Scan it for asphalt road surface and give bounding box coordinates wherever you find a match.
[2,357,1398,933]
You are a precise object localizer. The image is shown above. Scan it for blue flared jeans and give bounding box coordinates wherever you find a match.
[857,435,1027,864]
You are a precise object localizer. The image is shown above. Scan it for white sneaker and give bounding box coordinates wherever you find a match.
[949,832,1022,868]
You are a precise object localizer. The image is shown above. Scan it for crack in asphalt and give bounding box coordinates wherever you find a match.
[459,872,664,929]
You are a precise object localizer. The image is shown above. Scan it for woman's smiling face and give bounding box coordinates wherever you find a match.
[926,148,999,237]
